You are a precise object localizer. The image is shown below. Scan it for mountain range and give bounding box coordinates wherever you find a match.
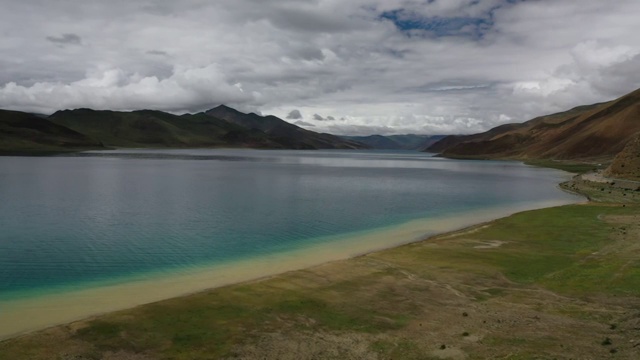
[0,106,366,153]
[3,86,639,181]
[205,106,364,150]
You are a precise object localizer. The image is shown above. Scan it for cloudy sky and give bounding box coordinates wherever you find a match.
[1,0,640,135]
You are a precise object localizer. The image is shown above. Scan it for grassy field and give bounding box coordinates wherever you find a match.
[2,179,640,359]
[524,159,606,174]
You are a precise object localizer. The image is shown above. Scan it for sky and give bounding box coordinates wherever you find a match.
[1,0,640,135]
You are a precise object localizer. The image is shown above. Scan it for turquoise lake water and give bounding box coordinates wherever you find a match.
[0,149,580,301]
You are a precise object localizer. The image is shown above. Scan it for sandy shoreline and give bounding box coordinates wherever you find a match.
[0,197,581,341]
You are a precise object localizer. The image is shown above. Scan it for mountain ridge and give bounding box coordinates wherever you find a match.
[205,106,365,150]
[0,105,370,152]
[427,87,640,163]
[0,109,105,153]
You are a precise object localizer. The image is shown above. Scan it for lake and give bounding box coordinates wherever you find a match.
[0,149,581,337]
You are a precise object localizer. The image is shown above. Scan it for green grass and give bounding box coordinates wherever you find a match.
[476,204,639,294]
[379,204,640,295]
[561,179,640,203]
[65,272,414,358]
[525,159,604,174]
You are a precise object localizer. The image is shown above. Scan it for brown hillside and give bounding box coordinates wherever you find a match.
[605,134,640,181]
[427,88,640,161]
[426,123,524,154]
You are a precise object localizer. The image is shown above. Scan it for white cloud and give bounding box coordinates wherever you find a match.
[506,41,640,116]
[1,0,640,134]
[0,65,249,113]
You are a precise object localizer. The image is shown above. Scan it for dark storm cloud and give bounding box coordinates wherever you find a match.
[295,47,325,61]
[146,50,169,56]
[46,33,82,46]
[286,109,303,119]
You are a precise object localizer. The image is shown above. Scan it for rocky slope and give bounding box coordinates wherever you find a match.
[605,134,640,181]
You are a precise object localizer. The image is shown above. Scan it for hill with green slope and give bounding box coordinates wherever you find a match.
[0,109,104,153]
[48,108,239,148]
[43,106,367,150]
[2,105,368,153]
[205,105,366,150]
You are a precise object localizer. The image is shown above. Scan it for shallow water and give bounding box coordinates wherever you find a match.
[0,149,580,305]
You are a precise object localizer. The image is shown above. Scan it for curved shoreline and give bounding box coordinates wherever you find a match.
[0,196,581,341]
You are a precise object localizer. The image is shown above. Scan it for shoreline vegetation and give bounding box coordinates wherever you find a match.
[2,162,640,359]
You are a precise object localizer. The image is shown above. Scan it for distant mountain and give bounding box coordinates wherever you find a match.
[427,87,640,161]
[343,134,447,150]
[389,134,448,150]
[205,105,365,150]
[0,109,104,153]
[342,135,400,149]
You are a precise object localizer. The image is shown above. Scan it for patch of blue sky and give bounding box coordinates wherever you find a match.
[377,0,532,39]
[380,10,493,38]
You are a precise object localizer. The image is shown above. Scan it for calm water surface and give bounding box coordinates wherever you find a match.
[0,149,579,300]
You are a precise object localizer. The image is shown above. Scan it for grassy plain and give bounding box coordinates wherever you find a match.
[524,159,604,175]
[2,176,640,359]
